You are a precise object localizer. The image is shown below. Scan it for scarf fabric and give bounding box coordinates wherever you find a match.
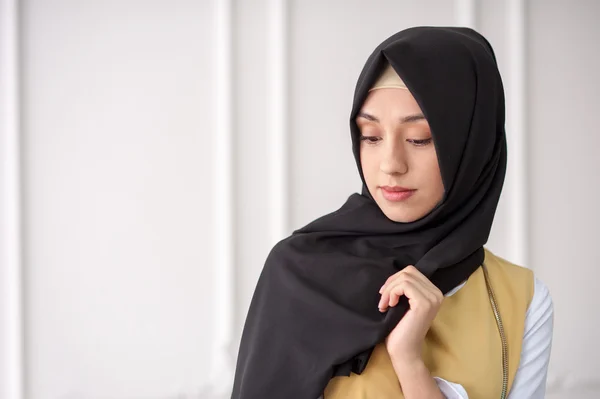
[231,26,507,399]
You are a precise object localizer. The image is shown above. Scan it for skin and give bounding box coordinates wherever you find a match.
[378,266,445,398]
[356,87,446,398]
[356,88,444,224]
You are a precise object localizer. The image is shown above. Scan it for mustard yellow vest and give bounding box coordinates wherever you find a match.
[324,248,534,399]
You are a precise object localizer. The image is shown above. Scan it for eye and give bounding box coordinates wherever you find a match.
[407,138,433,147]
[359,135,382,145]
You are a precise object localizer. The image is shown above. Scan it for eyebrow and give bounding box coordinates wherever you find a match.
[357,111,426,124]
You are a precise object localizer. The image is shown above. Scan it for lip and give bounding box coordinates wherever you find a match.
[379,186,416,201]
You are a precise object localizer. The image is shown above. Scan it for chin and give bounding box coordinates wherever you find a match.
[382,211,422,223]
[378,203,431,223]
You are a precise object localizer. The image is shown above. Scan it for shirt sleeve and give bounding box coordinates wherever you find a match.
[434,377,469,398]
[318,377,468,399]
[507,276,554,398]
[432,275,554,399]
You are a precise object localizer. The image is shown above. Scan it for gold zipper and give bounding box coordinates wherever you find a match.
[482,263,508,399]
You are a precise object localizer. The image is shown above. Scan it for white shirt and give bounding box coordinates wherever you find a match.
[435,276,554,398]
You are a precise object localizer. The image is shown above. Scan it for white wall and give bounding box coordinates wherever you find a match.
[529,1,600,398]
[1,0,599,398]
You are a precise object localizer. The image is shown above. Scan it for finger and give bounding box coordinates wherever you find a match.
[379,272,422,311]
[378,268,443,311]
[402,270,441,302]
[401,265,434,287]
[402,265,443,300]
[382,271,421,294]
[380,278,424,311]
[385,283,405,310]
[387,280,428,308]
[379,273,397,293]
[379,265,416,293]
[378,290,389,312]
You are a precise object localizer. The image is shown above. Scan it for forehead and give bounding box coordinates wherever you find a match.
[359,88,424,117]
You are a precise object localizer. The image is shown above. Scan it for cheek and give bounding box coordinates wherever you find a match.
[424,154,444,195]
[360,148,377,186]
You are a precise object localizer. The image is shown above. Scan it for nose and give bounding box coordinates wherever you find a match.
[380,139,408,175]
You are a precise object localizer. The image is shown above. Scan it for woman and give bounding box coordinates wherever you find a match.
[231,26,553,399]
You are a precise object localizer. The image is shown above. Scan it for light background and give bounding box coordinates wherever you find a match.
[1,0,599,398]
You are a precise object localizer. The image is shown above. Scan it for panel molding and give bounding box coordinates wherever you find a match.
[455,0,529,266]
[506,0,529,266]
[202,0,236,397]
[0,0,24,398]
[267,0,289,248]
[198,1,290,397]
[201,1,290,396]
[455,0,477,28]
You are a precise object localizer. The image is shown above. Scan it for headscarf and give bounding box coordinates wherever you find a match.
[231,26,507,399]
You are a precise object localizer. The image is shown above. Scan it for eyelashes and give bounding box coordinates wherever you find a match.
[407,138,433,147]
[359,136,381,144]
[359,136,433,147]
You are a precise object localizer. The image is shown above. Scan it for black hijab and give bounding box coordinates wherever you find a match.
[231,26,506,398]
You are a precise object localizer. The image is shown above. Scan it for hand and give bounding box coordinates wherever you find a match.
[378,265,444,368]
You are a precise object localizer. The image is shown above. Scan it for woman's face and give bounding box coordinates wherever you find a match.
[356,88,444,223]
